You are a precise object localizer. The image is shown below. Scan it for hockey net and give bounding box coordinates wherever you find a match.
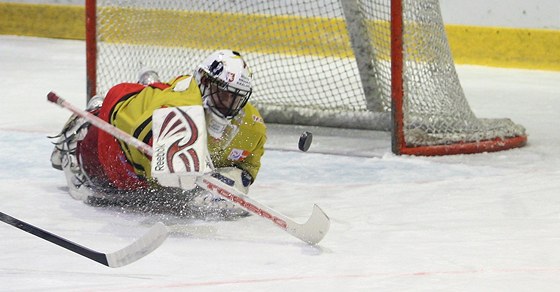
[86,0,527,156]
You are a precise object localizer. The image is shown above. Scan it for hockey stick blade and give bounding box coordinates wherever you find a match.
[0,212,168,268]
[198,176,330,244]
[105,222,168,267]
[288,204,330,245]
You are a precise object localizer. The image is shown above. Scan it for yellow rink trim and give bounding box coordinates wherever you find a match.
[446,25,560,71]
[0,3,84,39]
[0,3,558,71]
[96,7,354,58]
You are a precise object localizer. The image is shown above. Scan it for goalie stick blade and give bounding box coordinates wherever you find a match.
[105,222,169,268]
[287,204,330,245]
[198,176,330,245]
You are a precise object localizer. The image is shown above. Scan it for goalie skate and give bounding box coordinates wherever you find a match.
[50,95,104,170]
[49,95,104,199]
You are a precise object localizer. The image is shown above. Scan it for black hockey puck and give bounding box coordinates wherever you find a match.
[298,131,313,152]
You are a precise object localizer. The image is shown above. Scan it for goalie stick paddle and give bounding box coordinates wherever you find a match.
[0,211,168,268]
[47,91,330,244]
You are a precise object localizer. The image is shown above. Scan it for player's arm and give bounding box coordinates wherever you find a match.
[236,134,266,184]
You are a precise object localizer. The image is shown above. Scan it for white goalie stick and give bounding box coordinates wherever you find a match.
[47,91,330,245]
[0,211,168,268]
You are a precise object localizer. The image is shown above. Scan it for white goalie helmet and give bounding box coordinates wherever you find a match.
[194,50,253,120]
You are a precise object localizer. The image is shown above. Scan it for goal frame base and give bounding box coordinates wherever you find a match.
[397,135,527,156]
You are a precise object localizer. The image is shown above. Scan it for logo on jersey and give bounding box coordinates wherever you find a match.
[252,115,264,124]
[228,148,250,161]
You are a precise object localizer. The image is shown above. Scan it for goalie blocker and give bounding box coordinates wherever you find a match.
[151,105,211,189]
[151,105,251,195]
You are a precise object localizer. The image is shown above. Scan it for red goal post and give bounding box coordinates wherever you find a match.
[389,0,526,155]
[86,0,527,156]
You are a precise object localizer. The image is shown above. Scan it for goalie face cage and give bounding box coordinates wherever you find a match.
[86,0,527,156]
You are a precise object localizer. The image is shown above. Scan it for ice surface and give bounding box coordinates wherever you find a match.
[1,35,560,291]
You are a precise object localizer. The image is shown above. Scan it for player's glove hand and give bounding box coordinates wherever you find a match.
[209,167,253,194]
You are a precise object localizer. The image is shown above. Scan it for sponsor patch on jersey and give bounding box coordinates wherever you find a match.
[252,115,264,124]
[228,148,251,161]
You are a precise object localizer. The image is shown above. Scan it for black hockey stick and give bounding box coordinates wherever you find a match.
[0,211,168,267]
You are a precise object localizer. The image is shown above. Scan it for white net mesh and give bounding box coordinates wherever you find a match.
[92,0,526,149]
[398,0,525,146]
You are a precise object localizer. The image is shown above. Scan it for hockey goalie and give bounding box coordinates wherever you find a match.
[49,50,267,219]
